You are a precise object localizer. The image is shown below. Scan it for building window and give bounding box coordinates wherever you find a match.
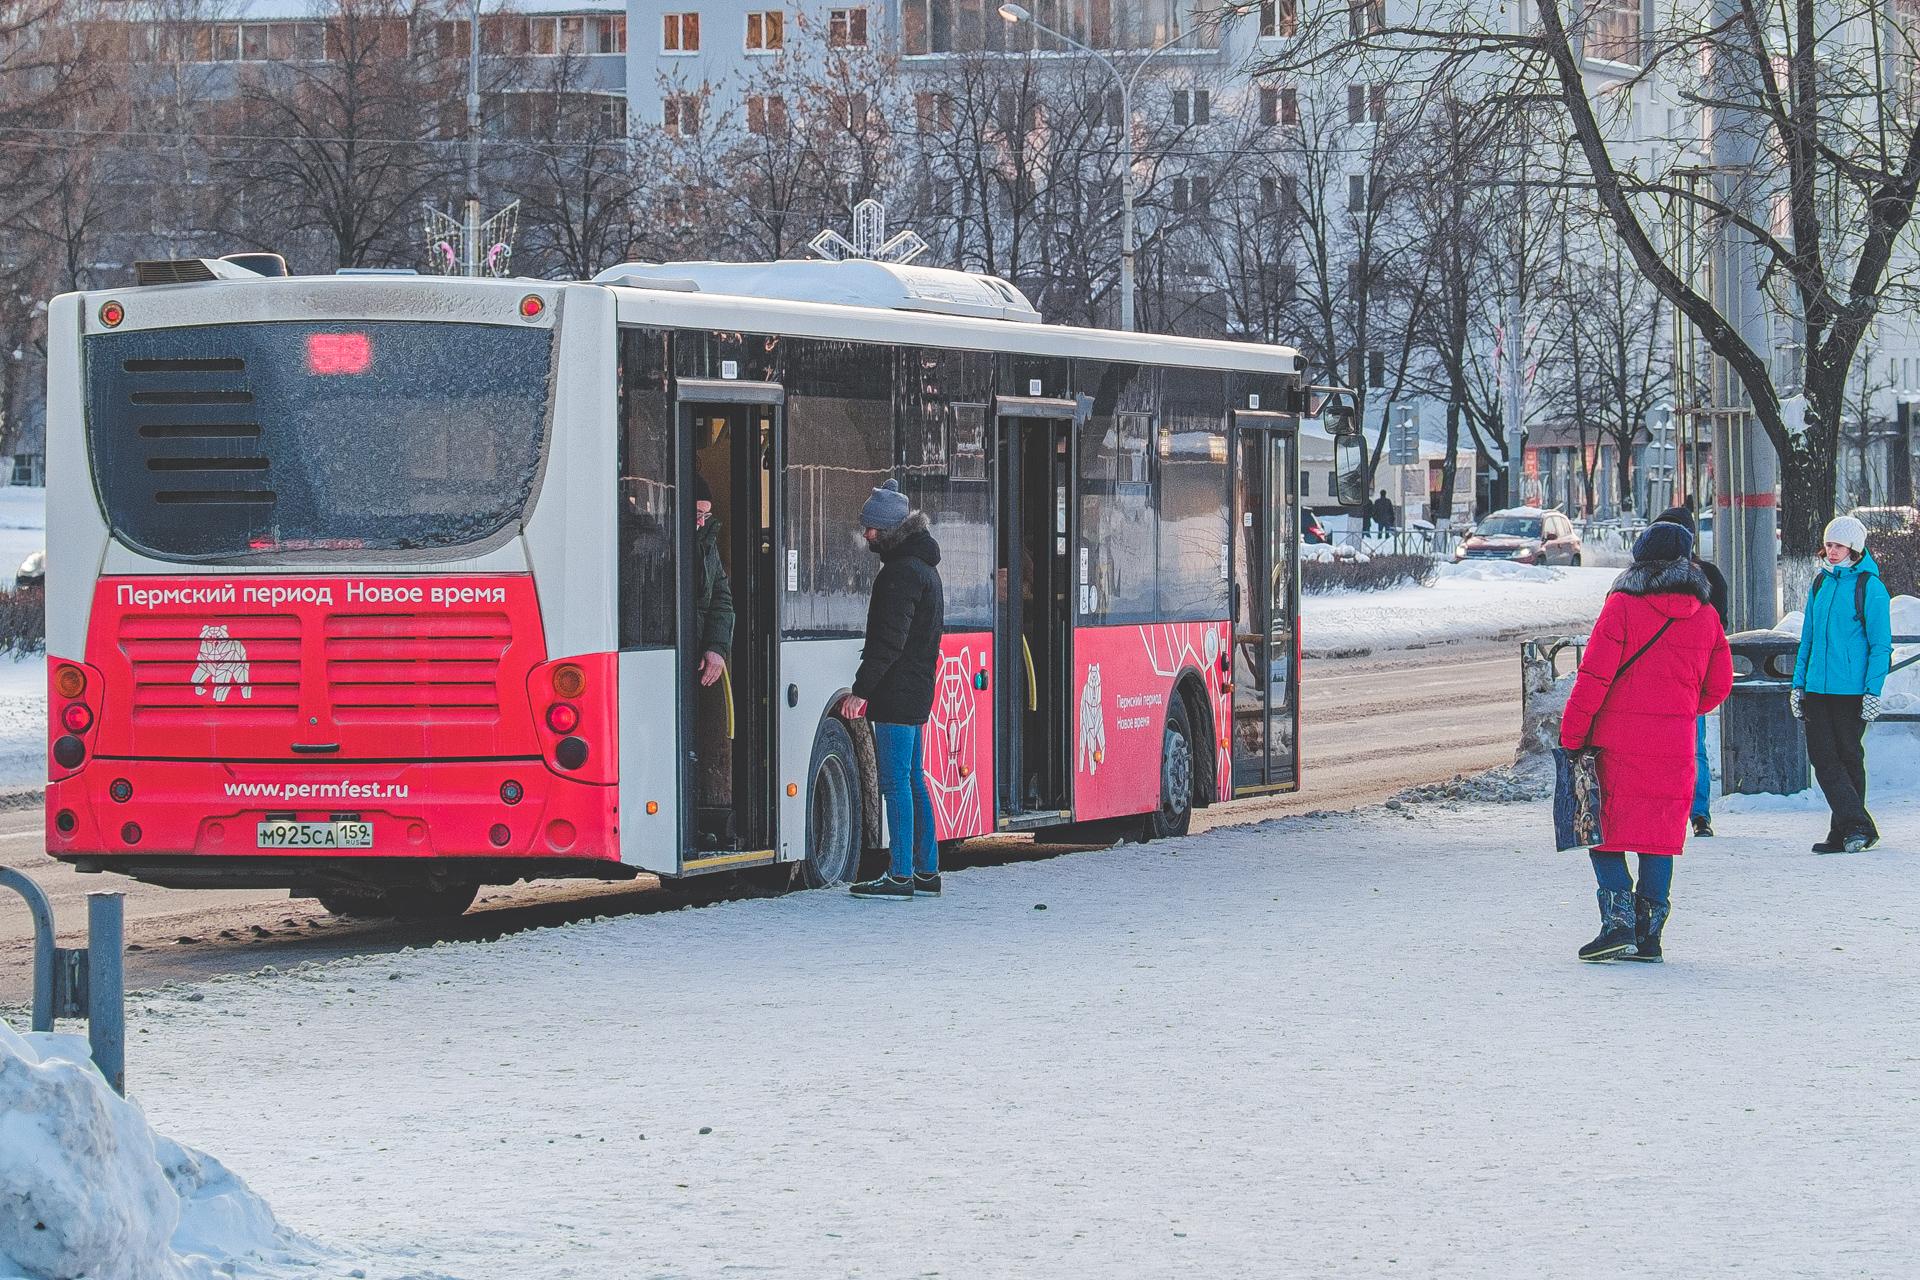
[663,12,700,52]
[1260,175,1278,207]
[1348,175,1368,213]
[1369,350,1385,387]
[1258,0,1298,37]
[1586,0,1642,64]
[747,93,787,134]
[831,91,870,128]
[1279,85,1299,126]
[1348,84,1386,123]
[1348,0,1383,36]
[915,91,954,132]
[597,97,627,136]
[745,10,783,50]
[829,7,868,46]
[1171,175,1209,212]
[597,16,627,52]
[663,93,702,135]
[1172,88,1210,126]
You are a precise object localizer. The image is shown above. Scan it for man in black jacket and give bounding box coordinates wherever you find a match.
[844,479,946,900]
[1655,505,1728,837]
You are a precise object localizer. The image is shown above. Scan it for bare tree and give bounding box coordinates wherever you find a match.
[506,54,643,279]
[1259,0,1920,555]
[217,0,462,270]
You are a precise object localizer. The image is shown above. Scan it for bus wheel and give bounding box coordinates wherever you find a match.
[1140,695,1195,842]
[798,717,863,889]
[315,889,384,917]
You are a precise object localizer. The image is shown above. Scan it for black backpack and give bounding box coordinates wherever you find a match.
[1807,570,1869,626]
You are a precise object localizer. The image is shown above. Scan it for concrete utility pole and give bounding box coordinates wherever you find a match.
[997,3,1201,331]
[465,0,483,278]
[1708,0,1780,631]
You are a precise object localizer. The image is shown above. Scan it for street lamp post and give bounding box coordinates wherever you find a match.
[996,3,1201,331]
[466,0,483,278]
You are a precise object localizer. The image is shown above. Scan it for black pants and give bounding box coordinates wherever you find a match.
[1803,693,1875,841]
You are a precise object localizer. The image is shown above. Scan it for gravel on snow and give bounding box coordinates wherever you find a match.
[119,792,1920,1280]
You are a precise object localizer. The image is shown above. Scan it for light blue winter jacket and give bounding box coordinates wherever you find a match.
[1792,552,1893,696]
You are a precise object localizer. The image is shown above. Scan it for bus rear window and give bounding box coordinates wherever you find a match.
[85,320,554,559]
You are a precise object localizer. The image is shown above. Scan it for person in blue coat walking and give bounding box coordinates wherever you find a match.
[1790,515,1893,853]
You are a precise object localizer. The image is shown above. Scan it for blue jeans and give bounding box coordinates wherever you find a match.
[1691,715,1711,820]
[872,721,937,880]
[1590,851,1674,906]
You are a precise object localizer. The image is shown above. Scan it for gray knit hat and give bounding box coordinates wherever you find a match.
[1633,521,1693,563]
[860,478,910,531]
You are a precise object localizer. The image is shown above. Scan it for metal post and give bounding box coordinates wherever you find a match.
[0,866,56,1032]
[1709,0,1779,631]
[998,3,1198,331]
[465,0,483,278]
[87,893,124,1095]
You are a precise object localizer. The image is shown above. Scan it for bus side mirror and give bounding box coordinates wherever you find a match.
[1331,418,1366,507]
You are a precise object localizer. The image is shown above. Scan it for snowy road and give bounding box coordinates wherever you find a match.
[124,791,1920,1279]
[3,640,1531,1003]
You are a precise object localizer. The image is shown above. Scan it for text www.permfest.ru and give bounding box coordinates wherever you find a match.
[223,781,410,800]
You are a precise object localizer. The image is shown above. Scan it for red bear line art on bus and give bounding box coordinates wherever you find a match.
[926,647,980,838]
[191,624,253,703]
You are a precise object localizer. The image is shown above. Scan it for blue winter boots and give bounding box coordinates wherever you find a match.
[1578,888,1638,962]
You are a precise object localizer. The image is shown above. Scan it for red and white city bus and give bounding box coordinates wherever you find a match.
[44,257,1307,916]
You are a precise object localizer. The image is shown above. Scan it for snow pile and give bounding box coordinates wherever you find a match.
[0,657,42,794]
[1436,558,1562,583]
[1389,760,1550,807]
[0,1020,314,1280]
[1301,564,1614,654]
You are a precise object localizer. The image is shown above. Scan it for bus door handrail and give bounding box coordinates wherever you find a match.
[1020,636,1038,712]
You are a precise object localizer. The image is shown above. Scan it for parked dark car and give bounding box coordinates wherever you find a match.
[1452,509,1583,566]
[14,549,42,590]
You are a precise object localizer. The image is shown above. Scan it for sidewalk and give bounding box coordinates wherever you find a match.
[120,789,1919,1279]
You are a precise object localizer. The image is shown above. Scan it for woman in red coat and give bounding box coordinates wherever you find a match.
[1560,521,1733,962]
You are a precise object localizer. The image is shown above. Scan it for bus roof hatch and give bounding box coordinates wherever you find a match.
[593,259,1042,324]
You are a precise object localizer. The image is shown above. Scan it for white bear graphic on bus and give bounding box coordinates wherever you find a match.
[191,624,252,703]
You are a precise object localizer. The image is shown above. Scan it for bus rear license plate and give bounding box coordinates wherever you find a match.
[256,821,374,849]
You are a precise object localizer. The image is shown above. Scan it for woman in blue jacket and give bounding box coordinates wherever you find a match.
[1791,516,1893,853]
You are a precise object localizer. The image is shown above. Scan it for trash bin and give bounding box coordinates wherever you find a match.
[1722,629,1809,796]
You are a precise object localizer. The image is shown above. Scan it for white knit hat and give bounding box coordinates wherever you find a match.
[1823,515,1868,553]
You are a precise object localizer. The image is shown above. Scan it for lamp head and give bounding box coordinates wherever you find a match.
[998,3,1030,21]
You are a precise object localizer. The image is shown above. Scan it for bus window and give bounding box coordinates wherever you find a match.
[85,320,553,560]
[784,338,893,635]
[901,348,995,629]
[1158,369,1230,621]
[1076,361,1157,623]
[619,328,675,649]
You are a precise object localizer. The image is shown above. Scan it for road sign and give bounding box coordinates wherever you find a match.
[1388,405,1419,466]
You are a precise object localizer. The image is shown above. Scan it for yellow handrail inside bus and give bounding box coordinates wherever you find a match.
[1020,635,1037,712]
[721,664,735,740]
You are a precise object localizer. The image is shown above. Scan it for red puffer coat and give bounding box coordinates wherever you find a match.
[1559,559,1734,856]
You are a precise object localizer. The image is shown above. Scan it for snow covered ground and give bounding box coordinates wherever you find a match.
[0,488,42,592]
[99,783,1920,1279]
[1303,560,1616,654]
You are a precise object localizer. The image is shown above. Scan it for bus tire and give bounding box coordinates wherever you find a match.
[798,717,864,889]
[1140,694,1195,842]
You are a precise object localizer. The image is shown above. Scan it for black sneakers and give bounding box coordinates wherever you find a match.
[1812,839,1843,854]
[1691,815,1714,837]
[914,873,943,897]
[849,875,913,900]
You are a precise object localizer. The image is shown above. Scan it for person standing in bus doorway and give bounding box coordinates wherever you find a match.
[691,476,736,847]
[844,479,946,901]
[1791,515,1893,854]
[1653,506,1729,838]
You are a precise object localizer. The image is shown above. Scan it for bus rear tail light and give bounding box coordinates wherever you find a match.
[61,703,93,734]
[555,737,588,770]
[489,823,511,847]
[55,666,86,698]
[527,654,615,784]
[551,664,586,698]
[546,703,580,734]
[121,823,142,845]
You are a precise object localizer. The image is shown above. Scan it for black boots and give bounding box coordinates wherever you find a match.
[1621,893,1670,963]
[1578,889,1637,962]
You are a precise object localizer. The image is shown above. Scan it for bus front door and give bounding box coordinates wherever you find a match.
[995,414,1074,822]
[1230,414,1300,793]
[680,400,780,869]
